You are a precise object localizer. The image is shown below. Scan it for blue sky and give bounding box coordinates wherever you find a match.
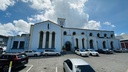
[0,0,127,36]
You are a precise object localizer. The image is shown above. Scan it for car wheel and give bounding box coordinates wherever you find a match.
[45,53,48,56]
[34,54,38,57]
[96,54,99,56]
[90,53,92,56]
[2,65,9,72]
[56,53,59,56]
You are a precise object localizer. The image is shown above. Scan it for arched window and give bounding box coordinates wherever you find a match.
[73,32,76,35]
[47,24,49,29]
[89,33,92,36]
[81,32,84,35]
[51,32,55,48]
[103,41,106,48]
[82,38,85,48]
[104,34,107,37]
[111,34,113,38]
[63,31,67,35]
[90,40,93,48]
[97,33,100,37]
[110,41,114,49]
[76,38,78,48]
[45,31,50,48]
[38,31,43,48]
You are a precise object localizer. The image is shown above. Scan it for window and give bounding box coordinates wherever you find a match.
[76,38,79,48]
[110,41,114,49]
[111,34,113,38]
[51,32,55,48]
[90,40,93,48]
[73,32,76,35]
[38,31,44,48]
[89,33,92,36]
[81,32,84,35]
[29,51,32,53]
[82,38,85,48]
[104,34,107,37]
[45,31,50,48]
[19,41,25,49]
[103,41,106,48]
[97,33,100,37]
[47,24,49,29]
[65,60,73,70]
[12,41,18,49]
[63,31,67,35]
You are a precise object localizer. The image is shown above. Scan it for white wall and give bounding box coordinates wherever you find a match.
[6,36,29,52]
[30,21,62,52]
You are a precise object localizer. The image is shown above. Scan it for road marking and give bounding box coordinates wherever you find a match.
[126,68,128,72]
[8,61,13,72]
[56,67,57,72]
[26,65,33,72]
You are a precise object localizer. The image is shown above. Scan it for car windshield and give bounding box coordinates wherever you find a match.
[80,50,85,52]
[76,65,95,72]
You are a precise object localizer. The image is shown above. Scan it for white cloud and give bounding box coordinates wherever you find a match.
[0,19,32,36]
[120,33,125,35]
[0,0,15,11]
[111,25,115,28]
[5,12,12,17]
[115,33,125,36]
[84,20,101,30]
[22,0,53,10]
[115,33,117,36]
[103,21,115,28]
[26,0,94,29]
[103,22,111,25]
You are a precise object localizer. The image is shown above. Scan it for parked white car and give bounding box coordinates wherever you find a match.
[42,49,61,56]
[63,58,95,72]
[75,49,89,57]
[86,49,99,56]
[24,50,41,57]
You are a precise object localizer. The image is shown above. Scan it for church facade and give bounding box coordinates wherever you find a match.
[6,18,121,52]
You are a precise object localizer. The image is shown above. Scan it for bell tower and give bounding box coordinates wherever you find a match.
[57,18,65,27]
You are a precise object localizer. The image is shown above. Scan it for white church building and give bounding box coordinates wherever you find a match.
[6,18,121,52]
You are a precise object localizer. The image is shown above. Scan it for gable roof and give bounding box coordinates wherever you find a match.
[35,20,61,27]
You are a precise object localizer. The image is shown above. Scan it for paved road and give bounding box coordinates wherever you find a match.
[11,53,128,72]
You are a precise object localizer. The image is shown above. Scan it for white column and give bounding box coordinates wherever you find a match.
[49,33,52,48]
[124,42,126,49]
[18,41,20,49]
[43,33,46,48]
[84,39,86,48]
[41,34,44,48]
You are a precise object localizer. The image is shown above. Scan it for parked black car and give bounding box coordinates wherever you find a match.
[0,53,29,72]
[0,48,4,54]
[97,49,113,54]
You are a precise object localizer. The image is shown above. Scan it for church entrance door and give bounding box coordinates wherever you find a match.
[65,41,71,51]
